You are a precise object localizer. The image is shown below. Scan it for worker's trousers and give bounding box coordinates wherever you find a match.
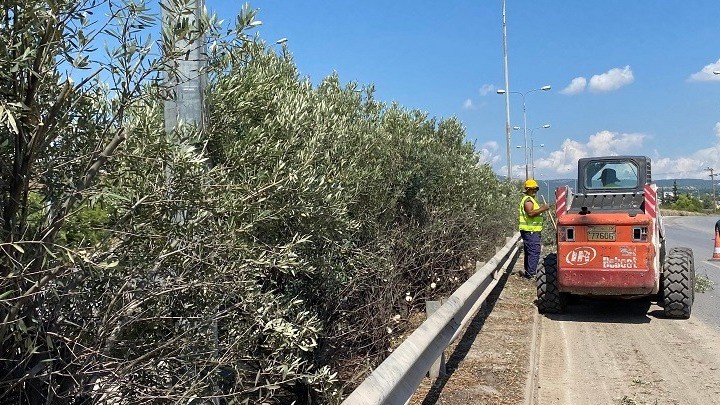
[520,230,541,277]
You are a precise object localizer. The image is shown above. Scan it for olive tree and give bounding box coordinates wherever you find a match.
[0,0,251,401]
[0,1,516,403]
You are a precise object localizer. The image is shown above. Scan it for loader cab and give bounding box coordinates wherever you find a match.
[571,156,651,214]
[576,156,650,195]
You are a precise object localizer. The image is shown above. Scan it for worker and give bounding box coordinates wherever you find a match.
[600,168,621,187]
[519,179,550,278]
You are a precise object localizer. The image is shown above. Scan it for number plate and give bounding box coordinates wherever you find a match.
[587,225,616,241]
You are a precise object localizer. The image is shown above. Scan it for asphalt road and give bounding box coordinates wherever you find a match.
[533,214,720,404]
[662,215,720,329]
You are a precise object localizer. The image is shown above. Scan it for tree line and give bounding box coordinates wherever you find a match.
[0,1,517,403]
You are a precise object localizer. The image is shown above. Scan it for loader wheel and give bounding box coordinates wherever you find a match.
[662,247,694,319]
[536,253,565,314]
[675,246,695,302]
[659,239,666,266]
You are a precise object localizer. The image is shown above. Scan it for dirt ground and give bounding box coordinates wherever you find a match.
[535,298,720,405]
[408,252,720,405]
[409,255,536,405]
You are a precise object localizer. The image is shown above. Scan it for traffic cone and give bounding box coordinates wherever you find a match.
[711,220,720,261]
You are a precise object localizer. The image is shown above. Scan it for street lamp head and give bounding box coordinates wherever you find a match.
[275,37,288,44]
[496,89,507,94]
[542,124,551,128]
[540,85,551,91]
[249,20,263,27]
[513,126,521,130]
[539,144,545,147]
[714,71,720,75]
[515,145,522,148]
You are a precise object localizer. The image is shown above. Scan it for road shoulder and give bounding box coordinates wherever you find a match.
[409,257,537,404]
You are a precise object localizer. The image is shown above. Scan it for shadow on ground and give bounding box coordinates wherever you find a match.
[544,296,656,324]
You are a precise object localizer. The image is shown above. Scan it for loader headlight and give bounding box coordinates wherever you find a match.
[632,226,648,242]
[559,226,575,242]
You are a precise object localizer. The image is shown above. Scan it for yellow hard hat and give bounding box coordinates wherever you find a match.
[524,179,539,189]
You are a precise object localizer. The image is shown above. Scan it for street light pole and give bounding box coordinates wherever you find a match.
[539,174,549,201]
[516,142,544,179]
[529,124,550,178]
[497,86,551,180]
[546,179,550,201]
[502,0,512,180]
[521,95,528,180]
[707,167,717,211]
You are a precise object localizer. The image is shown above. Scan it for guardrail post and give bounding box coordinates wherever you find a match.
[425,300,446,380]
[475,261,486,272]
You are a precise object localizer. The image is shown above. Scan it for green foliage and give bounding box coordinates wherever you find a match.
[69,48,518,401]
[541,203,557,247]
[0,2,515,403]
[671,194,703,212]
[203,46,516,400]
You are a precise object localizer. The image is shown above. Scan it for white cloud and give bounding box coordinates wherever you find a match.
[529,124,720,180]
[510,164,526,178]
[559,77,587,95]
[588,66,634,92]
[687,58,720,82]
[463,99,474,110]
[479,84,496,96]
[498,121,720,181]
[647,122,720,178]
[586,130,644,155]
[482,140,499,150]
[653,121,720,178]
[498,163,527,179]
[476,141,501,165]
[651,156,705,179]
[534,130,647,177]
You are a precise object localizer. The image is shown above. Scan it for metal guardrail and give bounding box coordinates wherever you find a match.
[342,232,521,405]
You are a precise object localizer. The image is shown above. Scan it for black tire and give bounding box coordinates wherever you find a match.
[674,246,695,302]
[661,247,694,319]
[536,253,565,313]
[659,238,667,266]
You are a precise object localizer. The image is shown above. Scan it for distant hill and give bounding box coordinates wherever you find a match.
[654,179,714,189]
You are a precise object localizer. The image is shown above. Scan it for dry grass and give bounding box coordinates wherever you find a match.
[696,274,715,293]
[660,209,711,216]
[408,255,535,405]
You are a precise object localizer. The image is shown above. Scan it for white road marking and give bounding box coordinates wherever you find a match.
[703,260,720,270]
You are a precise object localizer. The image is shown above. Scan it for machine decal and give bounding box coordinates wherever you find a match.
[565,247,596,266]
[602,256,638,269]
[619,246,637,257]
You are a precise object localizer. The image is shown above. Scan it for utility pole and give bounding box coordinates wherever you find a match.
[501,0,512,181]
[161,5,216,401]
[707,167,717,211]
[162,0,206,133]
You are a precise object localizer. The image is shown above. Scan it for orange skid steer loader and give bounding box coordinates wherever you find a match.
[536,156,695,318]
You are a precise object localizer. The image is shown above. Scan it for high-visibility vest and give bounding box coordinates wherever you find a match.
[519,195,543,231]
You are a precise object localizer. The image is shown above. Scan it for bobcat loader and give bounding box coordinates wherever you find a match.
[537,156,694,318]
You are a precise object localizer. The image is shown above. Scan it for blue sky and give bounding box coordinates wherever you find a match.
[207,1,720,180]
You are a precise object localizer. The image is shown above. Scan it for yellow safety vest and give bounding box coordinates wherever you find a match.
[519,195,543,231]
